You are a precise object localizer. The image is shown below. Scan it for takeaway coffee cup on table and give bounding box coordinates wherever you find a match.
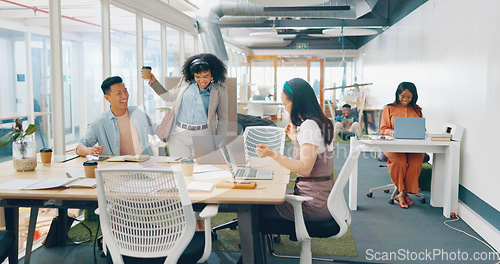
[180,159,194,177]
[83,160,98,178]
[40,148,53,164]
[141,66,152,79]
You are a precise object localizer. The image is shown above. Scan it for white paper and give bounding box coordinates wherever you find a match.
[65,178,96,188]
[0,179,40,190]
[187,181,215,192]
[192,169,233,180]
[193,165,224,173]
[155,156,183,163]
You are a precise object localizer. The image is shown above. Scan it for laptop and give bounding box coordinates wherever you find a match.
[193,135,246,165]
[219,144,273,180]
[394,117,426,139]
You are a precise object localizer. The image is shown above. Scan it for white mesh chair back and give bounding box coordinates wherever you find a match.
[96,167,196,264]
[327,148,360,239]
[243,126,285,161]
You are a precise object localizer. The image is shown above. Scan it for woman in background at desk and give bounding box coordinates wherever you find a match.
[380,81,424,209]
[146,53,228,157]
[256,78,335,222]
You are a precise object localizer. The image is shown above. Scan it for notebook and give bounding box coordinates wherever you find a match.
[394,117,426,139]
[108,155,151,162]
[193,135,246,165]
[219,144,273,180]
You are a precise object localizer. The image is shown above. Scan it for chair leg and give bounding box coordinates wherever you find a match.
[300,239,312,264]
[212,219,238,239]
[367,183,396,198]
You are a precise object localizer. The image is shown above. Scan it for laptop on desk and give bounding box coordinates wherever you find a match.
[193,135,246,165]
[394,117,426,139]
[219,144,273,180]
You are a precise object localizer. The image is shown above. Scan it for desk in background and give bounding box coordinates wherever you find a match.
[0,156,289,264]
[238,100,282,120]
[349,138,460,218]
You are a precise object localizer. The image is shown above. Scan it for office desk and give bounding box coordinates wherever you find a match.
[0,156,289,264]
[349,138,460,218]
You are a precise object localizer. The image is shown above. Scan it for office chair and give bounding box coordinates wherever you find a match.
[212,126,285,238]
[242,126,285,160]
[260,148,361,264]
[96,167,218,264]
[0,230,15,263]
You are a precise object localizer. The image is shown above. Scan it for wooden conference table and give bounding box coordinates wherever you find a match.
[0,156,290,264]
[349,137,461,218]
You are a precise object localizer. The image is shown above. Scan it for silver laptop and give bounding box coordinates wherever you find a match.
[193,135,246,165]
[394,117,426,139]
[219,144,273,180]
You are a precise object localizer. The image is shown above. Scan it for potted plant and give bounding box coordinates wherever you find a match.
[0,119,38,171]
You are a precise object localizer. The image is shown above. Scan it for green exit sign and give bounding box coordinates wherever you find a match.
[296,43,309,49]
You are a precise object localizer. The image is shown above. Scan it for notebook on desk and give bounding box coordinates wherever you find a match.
[219,144,273,180]
[394,117,426,139]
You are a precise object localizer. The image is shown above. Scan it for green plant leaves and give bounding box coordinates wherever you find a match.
[0,131,14,149]
[0,123,38,149]
[25,124,38,136]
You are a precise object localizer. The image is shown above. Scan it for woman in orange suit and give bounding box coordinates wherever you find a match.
[380,82,424,209]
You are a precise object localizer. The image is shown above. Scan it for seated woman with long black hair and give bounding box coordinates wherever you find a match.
[256,78,335,222]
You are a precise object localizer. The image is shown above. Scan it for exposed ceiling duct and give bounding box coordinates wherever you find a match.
[196,0,379,62]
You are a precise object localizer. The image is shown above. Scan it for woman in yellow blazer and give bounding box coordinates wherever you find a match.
[148,53,228,157]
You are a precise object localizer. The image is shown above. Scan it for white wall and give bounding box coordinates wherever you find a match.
[356,0,500,212]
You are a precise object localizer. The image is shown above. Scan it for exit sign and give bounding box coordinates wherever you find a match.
[296,43,309,49]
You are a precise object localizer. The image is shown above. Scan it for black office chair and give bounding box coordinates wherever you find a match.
[0,230,15,262]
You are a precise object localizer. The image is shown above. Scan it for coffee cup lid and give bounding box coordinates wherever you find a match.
[142,66,152,69]
[180,159,194,164]
[83,160,98,166]
[40,148,53,152]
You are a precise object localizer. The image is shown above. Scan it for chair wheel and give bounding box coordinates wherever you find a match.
[273,235,281,243]
[366,193,373,198]
[421,198,426,204]
[384,190,390,193]
[211,231,218,240]
[388,199,394,205]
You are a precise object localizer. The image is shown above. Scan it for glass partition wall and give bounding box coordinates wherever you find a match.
[0,0,249,256]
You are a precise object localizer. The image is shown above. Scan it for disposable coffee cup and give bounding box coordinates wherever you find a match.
[83,160,98,178]
[180,159,195,177]
[40,148,53,164]
[141,66,152,79]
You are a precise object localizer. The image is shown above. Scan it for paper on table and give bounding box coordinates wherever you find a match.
[194,165,224,173]
[187,181,215,192]
[0,178,78,190]
[64,178,96,188]
[192,165,232,180]
[155,156,183,163]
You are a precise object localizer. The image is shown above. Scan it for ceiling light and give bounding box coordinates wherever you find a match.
[249,32,296,38]
[248,0,329,7]
[264,6,350,11]
[322,28,378,36]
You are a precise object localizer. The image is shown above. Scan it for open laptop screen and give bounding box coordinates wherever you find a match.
[394,117,426,139]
